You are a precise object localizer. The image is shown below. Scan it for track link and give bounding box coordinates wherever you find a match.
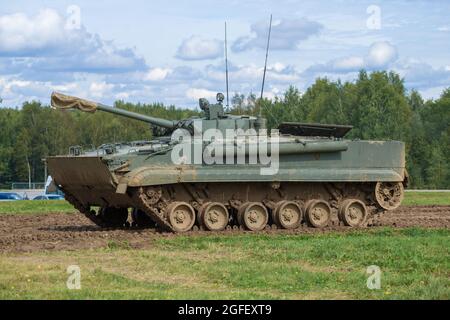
[134,187,174,232]
[63,191,106,226]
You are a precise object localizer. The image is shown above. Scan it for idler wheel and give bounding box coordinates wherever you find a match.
[237,202,268,231]
[374,182,404,210]
[199,202,229,231]
[338,199,367,227]
[99,207,129,227]
[305,200,331,228]
[273,200,303,229]
[166,202,196,232]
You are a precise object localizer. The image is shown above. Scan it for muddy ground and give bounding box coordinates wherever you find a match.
[0,206,449,253]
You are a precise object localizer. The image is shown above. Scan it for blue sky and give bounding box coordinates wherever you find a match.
[0,0,449,108]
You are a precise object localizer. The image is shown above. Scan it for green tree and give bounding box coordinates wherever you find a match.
[302,79,348,124]
[424,144,448,188]
[344,71,412,141]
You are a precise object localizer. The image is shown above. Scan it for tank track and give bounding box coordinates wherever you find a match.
[63,190,110,226]
[131,182,390,231]
[64,182,400,232]
[134,187,174,231]
[79,206,386,233]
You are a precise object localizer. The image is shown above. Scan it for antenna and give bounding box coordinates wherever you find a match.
[260,14,272,102]
[225,21,230,110]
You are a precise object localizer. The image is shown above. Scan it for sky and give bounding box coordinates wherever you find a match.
[0,0,449,108]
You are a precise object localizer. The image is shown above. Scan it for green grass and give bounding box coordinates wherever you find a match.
[0,191,448,215]
[403,192,450,206]
[0,228,448,299]
[0,200,75,214]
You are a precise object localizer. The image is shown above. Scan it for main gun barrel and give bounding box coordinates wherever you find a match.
[51,92,177,129]
[95,103,176,128]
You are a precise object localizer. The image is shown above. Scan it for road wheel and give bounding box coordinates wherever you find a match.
[305,200,331,228]
[166,202,196,232]
[238,202,268,231]
[338,199,367,227]
[199,202,229,231]
[274,200,303,229]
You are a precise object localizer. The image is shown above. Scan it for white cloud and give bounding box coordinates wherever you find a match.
[394,59,450,90]
[51,83,79,92]
[205,62,300,85]
[272,62,286,73]
[0,77,54,105]
[115,92,130,100]
[0,9,146,74]
[419,86,448,100]
[305,41,398,74]
[144,67,172,81]
[186,88,217,100]
[0,9,65,55]
[366,41,398,68]
[176,36,223,61]
[332,56,365,71]
[232,18,323,52]
[89,81,114,98]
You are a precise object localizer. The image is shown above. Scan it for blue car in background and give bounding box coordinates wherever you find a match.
[0,192,23,201]
[33,194,65,200]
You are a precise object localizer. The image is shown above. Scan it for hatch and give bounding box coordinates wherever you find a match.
[278,122,353,138]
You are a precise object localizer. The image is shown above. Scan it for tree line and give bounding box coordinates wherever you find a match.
[0,70,448,189]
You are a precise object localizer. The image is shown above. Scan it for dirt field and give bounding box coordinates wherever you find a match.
[0,205,449,253]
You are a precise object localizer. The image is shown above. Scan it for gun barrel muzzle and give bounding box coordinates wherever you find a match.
[51,92,98,112]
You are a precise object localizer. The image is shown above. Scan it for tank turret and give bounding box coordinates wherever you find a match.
[51,92,266,136]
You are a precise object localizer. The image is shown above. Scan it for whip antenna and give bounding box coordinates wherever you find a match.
[260,14,272,102]
[225,21,230,110]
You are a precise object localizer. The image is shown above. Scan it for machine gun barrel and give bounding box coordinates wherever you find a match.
[51,92,177,129]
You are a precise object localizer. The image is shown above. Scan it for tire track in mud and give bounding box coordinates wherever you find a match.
[0,205,449,253]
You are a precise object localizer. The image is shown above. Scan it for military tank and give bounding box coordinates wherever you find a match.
[47,91,407,232]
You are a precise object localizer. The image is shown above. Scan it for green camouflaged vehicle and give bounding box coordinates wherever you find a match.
[47,91,407,232]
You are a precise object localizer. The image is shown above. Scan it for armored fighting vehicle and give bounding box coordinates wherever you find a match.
[47,91,407,232]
